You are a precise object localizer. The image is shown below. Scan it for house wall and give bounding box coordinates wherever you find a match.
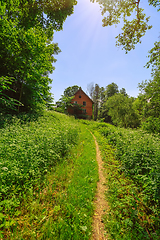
[68,89,93,118]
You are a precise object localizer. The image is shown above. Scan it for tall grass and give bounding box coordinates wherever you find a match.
[81,120,160,239]
[0,112,98,239]
[0,112,78,234]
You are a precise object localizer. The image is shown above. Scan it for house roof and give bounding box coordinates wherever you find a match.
[74,87,94,103]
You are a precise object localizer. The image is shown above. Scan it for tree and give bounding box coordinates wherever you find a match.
[0,20,60,112]
[64,85,80,97]
[146,39,160,74]
[137,68,160,133]
[0,76,21,113]
[93,84,100,120]
[1,0,77,33]
[135,36,160,133]
[0,0,76,113]
[56,85,81,114]
[120,88,128,96]
[56,95,74,113]
[105,82,119,99]
[92,0,159,53]
[103,93,140,128]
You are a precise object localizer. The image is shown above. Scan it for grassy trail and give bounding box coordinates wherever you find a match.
[91,133,108,240]
[2,123,99,240]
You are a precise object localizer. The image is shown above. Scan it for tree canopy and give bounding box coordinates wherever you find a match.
[64,85,80,97]
[92,0,159,53]
[1,0,77,32]
[0,0,77,113]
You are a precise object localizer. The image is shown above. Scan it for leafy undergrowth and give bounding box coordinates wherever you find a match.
[80,120,160,240]
[0,112,98,239]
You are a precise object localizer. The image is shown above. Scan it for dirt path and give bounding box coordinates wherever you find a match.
[92,134,108,240]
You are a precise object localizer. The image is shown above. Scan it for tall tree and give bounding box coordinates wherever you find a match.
[120,88,128,96]
[105,82,119,99]
[64,85,80,97]
[93,84,100,121]
[0,20,60,112]
[137,70,160,133]
[1,0,77,33]
[104,93,140,128]
[0,0,76,113]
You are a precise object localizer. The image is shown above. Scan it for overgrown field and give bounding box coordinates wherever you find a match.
[81,120,160,240]
[0,111,98,239]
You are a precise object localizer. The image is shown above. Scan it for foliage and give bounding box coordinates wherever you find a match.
[105,82,119,99]
[0,113,98,239]
[0,0,77,113]
[0,17,59,112]
[0,111,79,234]
[1,0,77,32]
[146,40,160,72]
[56,85,80,113]
[92,0,158,52]
[56,95,74,113]
[137,58,160,133]
[0,76,21,113]
[103,93,140,128]
[64,85,80,97]
[93,84,100,120]
[56,86,87,119]
[81,120,160,239]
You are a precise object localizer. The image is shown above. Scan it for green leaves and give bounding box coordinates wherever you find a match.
[94,0,155,52]
[103,93,140,128]
[0,15,60,112]
[85,120,160,239]
[0,111,79,217]
[0,0,77,113]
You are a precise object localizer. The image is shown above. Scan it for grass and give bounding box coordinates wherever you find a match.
[80,120,160,240]
[0,112,98,239]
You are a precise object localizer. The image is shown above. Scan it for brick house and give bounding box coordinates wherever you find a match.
[68,88,94,119]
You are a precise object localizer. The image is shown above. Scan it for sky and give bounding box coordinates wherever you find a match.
[50,0,160,102]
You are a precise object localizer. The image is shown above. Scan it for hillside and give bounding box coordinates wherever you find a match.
[0,111,159,239]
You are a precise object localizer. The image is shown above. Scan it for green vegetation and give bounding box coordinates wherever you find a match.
[94,0,159,53]
[0,111,98,239]
[0,0,76,113]
[81,120,160,240]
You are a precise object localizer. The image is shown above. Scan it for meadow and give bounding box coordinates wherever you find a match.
[1,111,160,239]
[81,120,160,240]
[0,111,98,239]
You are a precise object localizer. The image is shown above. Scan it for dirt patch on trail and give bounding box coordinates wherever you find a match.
[92,134,108,240]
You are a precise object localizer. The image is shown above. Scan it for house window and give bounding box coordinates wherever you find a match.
[74,101,77,104]
[83,101,86,106]
[79,95,81,98]
[83,109,86,114]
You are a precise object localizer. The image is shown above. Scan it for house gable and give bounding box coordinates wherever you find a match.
[68,88,93,119]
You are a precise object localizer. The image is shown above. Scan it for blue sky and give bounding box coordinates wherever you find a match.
[50,0,159,102]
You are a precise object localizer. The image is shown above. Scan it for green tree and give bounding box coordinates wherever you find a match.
[93,84,100,121]
[136,37,160,133]
[104,93,140,128]
[64,85,80,97]
[92,0,159,53]
[105,82,119,99]
[0,0,76,113]
[120,87,128,96]
[56,95,74,113]
[137,70,160,133]
[0,19,60,112]
[1,0,77,32]
[56,85,80,114]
